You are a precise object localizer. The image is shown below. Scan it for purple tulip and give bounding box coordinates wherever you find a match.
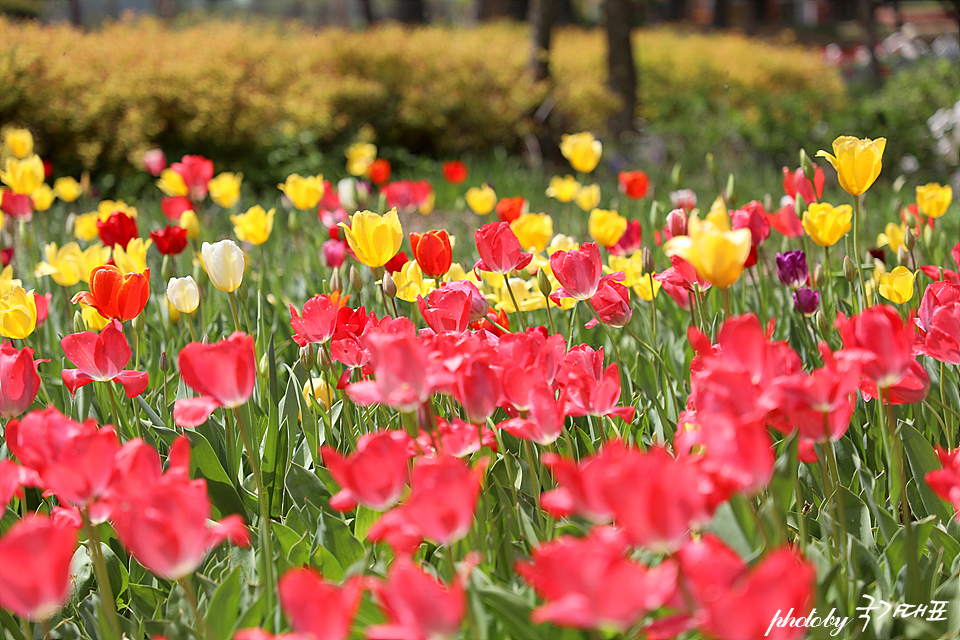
[776,250,809,289]
[793,287,820,316]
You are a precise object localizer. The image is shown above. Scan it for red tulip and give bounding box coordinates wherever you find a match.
[414,416,496,458]
[441,160,468,185]
[549,242,604,301]
[0,514,78,621]
[171,154,214,201]
[368,158,391,185]
[367,557,466,640]
[5,408,120,509]
[608,219,642,256]
[0,191,31,218]
[96,210,139,249]
[782,165,824,204]
[586,280,632,328]
[1,247,12,266]
[0,341,42,418]
[174,332,256,427]
[836,305,916,389]
[917,281,960,365]
[410,230,453,279]
[541,441,629,522]
[452,354,501,423]
[384,250,409,274]
[72,265,150,322]
[473,222,533,275]
[322,239,347,268]
[517,527,676,631]
[556,345,634,422]
[442,280,488,323]
[381,179,432,214]
[858,358,930,405]
[926,447,960,518]
[418,287,472,335]
[290,294,340,348]
[495,196,526,223]
[61,319,149,398]
[732,200,771,248]
[278,568,363,640]
[321,430,414,512]
[618,170,650,200]
[34,292,51,328]
[161,195,194,222]
[150,225,188,255]
[497,384,564,445]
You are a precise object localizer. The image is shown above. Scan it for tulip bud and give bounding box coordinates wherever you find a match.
[382,271,397,299]
[665,208,687,238]
[892,175,906,194]
[904,228,916,251]
[202,334,211,345]
[649,200,662,230]
[259,352,269,375]
[843,256,856,282]
[816,309,832,337]
[794,194,806,219]
[811,263,822,289]
[537,269,552,297]
[299,344,316,371]
[800,149,815,184]
[923,225,933,247]
[349,266,363,293]
[131,312,146,335]
[706,153,716,178]
[159,350,169,372]
[641,247,655,275]
[725,173,737,207]
[763,193,773,213]
[73,310,84,334]
[330,268,343,295]
[670,163,683,189]
[902,206,915,228]
[317,344,332,371]
[897,246,907,266]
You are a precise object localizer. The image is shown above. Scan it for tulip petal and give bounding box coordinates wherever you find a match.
[61,369,96,396]
[114,370,149,398]
[173,396,222,427]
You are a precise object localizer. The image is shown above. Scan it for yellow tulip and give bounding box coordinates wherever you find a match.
[510,213,554,253]
[802,202,853,247]
[916,183,952,219]
[608,252,661,301]
[202,239,245,293]
[575,184,601,212]
[560,132,602,173]
[209,172,243,209]
[166,275,200,314]
[877,222,907,252]
[588,209,627,248]
[878,266,915,305]
[546,234,579,255]
[0,284,37,339]
[278,174,324,211]
[179,209,201,240]
[31,184,55,212]
[0,155,45,195]
[157,169,189,197]
[53,176,82,203]
[664,215,752,289]
[97,200,137,219]
[167,300,181,324]
[465,184,497,215]
[78,244,112,282]
[340,208,403,269]
[545,175,581,203]
[303,378,334,410]
[391,260,435,302]
[80,303,110,331]
[706,197,731,230]
[231,205,275,246]
[418,190,435,215]
[346,142,377,177]
[0,266,23,295]
[816,136,886,197]
[113,238,152,275]
[3,127,33,159]
[493,277,548,313]
[73,212,101,242]
[35,242,84,286]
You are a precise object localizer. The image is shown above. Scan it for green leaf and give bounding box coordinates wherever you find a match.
[353,506,379,543]
[901,422,952,522]
[205,565,243,640]
[273,522,311,567]
[313,545,344,582]
[320,515,365,570]
[471,573,544,640]
[185,431,248,519]
[286,463,330,520]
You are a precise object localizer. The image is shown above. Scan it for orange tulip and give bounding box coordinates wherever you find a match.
[71,265,150,321]
[410,230,453,279]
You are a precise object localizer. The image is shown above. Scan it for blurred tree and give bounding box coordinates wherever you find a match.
[358,0,377,24]
[605,0,637,136]
[478,0,529,20]
[397,0,428,22]
[529,0,557,82]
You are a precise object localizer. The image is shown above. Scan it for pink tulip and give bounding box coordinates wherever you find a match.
[278,568,363,640]
[174,332,256,427]
[60,319,149,398]
[290,294,340,347]
[473,222,533,275]
[321,430,414,512]
[0,514,78,621]
[0,341,42,418]
[367,557,466,640]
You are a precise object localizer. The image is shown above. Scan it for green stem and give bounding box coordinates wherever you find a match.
[542,290,557,335]
[503,272,527,331]
[81,509,122,640]
[104,381,124,435]
[941,361,955,449]
[852,196,869,310]
[881,390,920,603]
[179,574,218,640]
[227,290,243,334]
[721,287,732,318]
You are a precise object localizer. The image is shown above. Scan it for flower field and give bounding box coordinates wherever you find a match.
[0,123,959,640]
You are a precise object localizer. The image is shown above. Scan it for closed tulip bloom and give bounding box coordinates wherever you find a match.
[575,184,601,212]
[207,171,242,208]
[30,184,55,212]
[278,568,363,640]
[793,287,820,316]
[202,239,245,292]
[775,250,809,289]
[53,177,82,202]
[231,205,275,245]
[466,183,497,215]
[802,202,852,247]
[346,142,377,177]
[171,155,214,201]
[157,168,189,197]
[0,342,41,418]
[278,174,324,211]
[510,213,554,253]
[474,221,534,275]
[0,515,78,621]
[877,222,907,252]
[545,175,580,203]
[588,280,632,328]
[340,208,403,268]
[560,132,602,173]
[1,191,32,219]
[61,320,149,398]
[96,210,139,249]
[321,430,414,511]
[916,182,952,219]
[3,127,33,159]
[166,276,200,314]
[1,155,45,195]
[817,135,886,196]
[0,285,37,339]
[174,332,256,427]
[72,265,150,321]
[550,242,604,301]
[664,215,752,290]
[35,242,84,287]
[878,266,915,304]
[619,170,650,199]
[142,148,167,176]
[179,208,201,239]
[442,160,468,184]
[150,225,189,256]
[588,209,626,248]
[410,229,453,279]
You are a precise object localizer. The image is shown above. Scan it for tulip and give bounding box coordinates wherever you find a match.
[205,171,241,208]
[0,515,78,621]
[663,215,752,290]
[166,276,200,314]
[495,195,526,223]
[0,284,37,339]
[587,280,632,328]
[473,221,533,275]
[391,259,435,302]
[556,345,634,422]
[112,237,151,275]
[618,170,650,199]
[174,332,256,427]
[61,320,149,398]
[418,287,473,335]
[179,208,201,239]
[381,179,433,215]
[202,239,245,293]
[142,148,167,176]
[442,160,468,184]
[560,132,602,173]
[588,209,627,248]
[610,253,661,301]
[96,210,139,250]
[443,280,489,322]
[171,155,214,201]
[878,266,915,304]
[366,558,466,640]
[340,208,403,268]
[775,250,809,289]
[410,229,453,279]
[368,157,391,185]
[278,568,363,640]
[608,219,641,256]
[916,182,952,219]
[801,202,852,247]
[321,430,414,511]
[793,287,820,316]
[77,244,112,283]
[346,142,377,177]
[1,191,32,219]
[575,184,601,211]
[926,447,960,518]
[72,265,150,321]
[278,174,324,211]
[34,242,84,287]
[783,164,824,204]
[3,127,33,159]
[322,239,347,268]
[231,205,275,245]
[545,175,580,203]
[30,184,55,212]
[465,183,497,215]
[817,135,885,196]
[836,305,915,388]
[670,188,697,212]
[150,225,189,256]
[302,377,333,409]
[510,212,553,253]
[665,207,688,239]
[52,176,81,202]
[0,342,41,418]
[916,281,960,365]
[549,242,604,301]
[0,155,44,195]
[157,168,189,197]
[290,294,340,347]
[162,195,193,222]
[877,221,907,252]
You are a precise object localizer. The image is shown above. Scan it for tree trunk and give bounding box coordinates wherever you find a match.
[857,0,883,85]
[397,0,428,23]
[358,0,377,25]
[478,0,529,20]
[529,0,557,82]
[605,0,637,137]
[69,0,83,25]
